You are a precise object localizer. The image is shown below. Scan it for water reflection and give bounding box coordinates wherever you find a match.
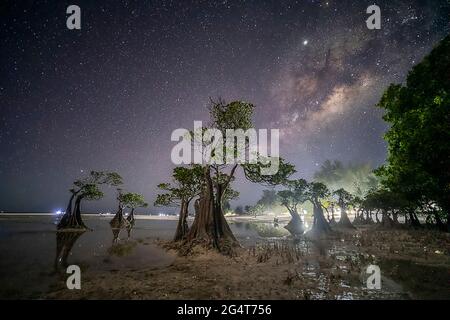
[2,216,441,299]
[126,214,135,239]
[234,221,289,239]
[111,227,121,244]
[0,216,178,299]
[110,214,135,244]
[54,230,85,273]
[108,216,138,257]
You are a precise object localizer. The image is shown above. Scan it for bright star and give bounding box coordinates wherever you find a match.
[303,40,308,45]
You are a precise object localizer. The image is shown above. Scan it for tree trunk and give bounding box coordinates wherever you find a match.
[73,196,86,226]
[65,193,75,217]
[366,210,372,224]
[353,209,361,224]
[440,202,450,232]
[126,208,135,225]
[409,212,421,228]
[311,200,331,234]
[174,199,190,241]
[329,205,337,227]
[110,205,125,229]
[353,209,365,225]
[186,168,238,253]
[447,211,450,232]
[57,193,75,230]
[433,212,446,231]
[437,198,450,232]
[375,210,381,223]
[392,212,399,223]
[284,209,305,236]
[381,210,396,228]
[337,203,354,228]
[57,195,88,230]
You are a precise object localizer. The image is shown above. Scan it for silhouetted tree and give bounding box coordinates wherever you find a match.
[307,182,332,234]
[58,171,122,230]
[110,189,127,229]
[121,192,148,224]
[333,188,355,229]
[155,165,204,241]
[277,179,308,236]
[185,99,295,253]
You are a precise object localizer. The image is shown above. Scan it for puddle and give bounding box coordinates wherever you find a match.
[250,236,413,299]
[0,215,177,298]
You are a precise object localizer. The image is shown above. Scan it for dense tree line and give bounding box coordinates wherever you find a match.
[376,34,450,231]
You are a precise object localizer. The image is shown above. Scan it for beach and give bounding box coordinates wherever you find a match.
[0,214,449,300]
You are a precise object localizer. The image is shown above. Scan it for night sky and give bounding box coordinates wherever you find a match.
[1,0,449,213]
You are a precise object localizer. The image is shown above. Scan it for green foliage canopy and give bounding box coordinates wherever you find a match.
[376,35,450,214]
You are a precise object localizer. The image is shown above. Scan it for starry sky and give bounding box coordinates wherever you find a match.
[1,0,449,213]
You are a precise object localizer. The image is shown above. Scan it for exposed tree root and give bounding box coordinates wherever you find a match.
[284,217,305,236]
[162,237,240,257]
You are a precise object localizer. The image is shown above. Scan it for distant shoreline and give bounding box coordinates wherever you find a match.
[0,212,291,222]
[0,212,178,220]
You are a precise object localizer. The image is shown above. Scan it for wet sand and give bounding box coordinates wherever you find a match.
[45,226,450,300]
[1,214,449,300]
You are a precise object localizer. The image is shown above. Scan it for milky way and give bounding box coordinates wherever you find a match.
[0,0,449,212]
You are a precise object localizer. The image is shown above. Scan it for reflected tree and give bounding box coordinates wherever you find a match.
[54,231,84,272]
